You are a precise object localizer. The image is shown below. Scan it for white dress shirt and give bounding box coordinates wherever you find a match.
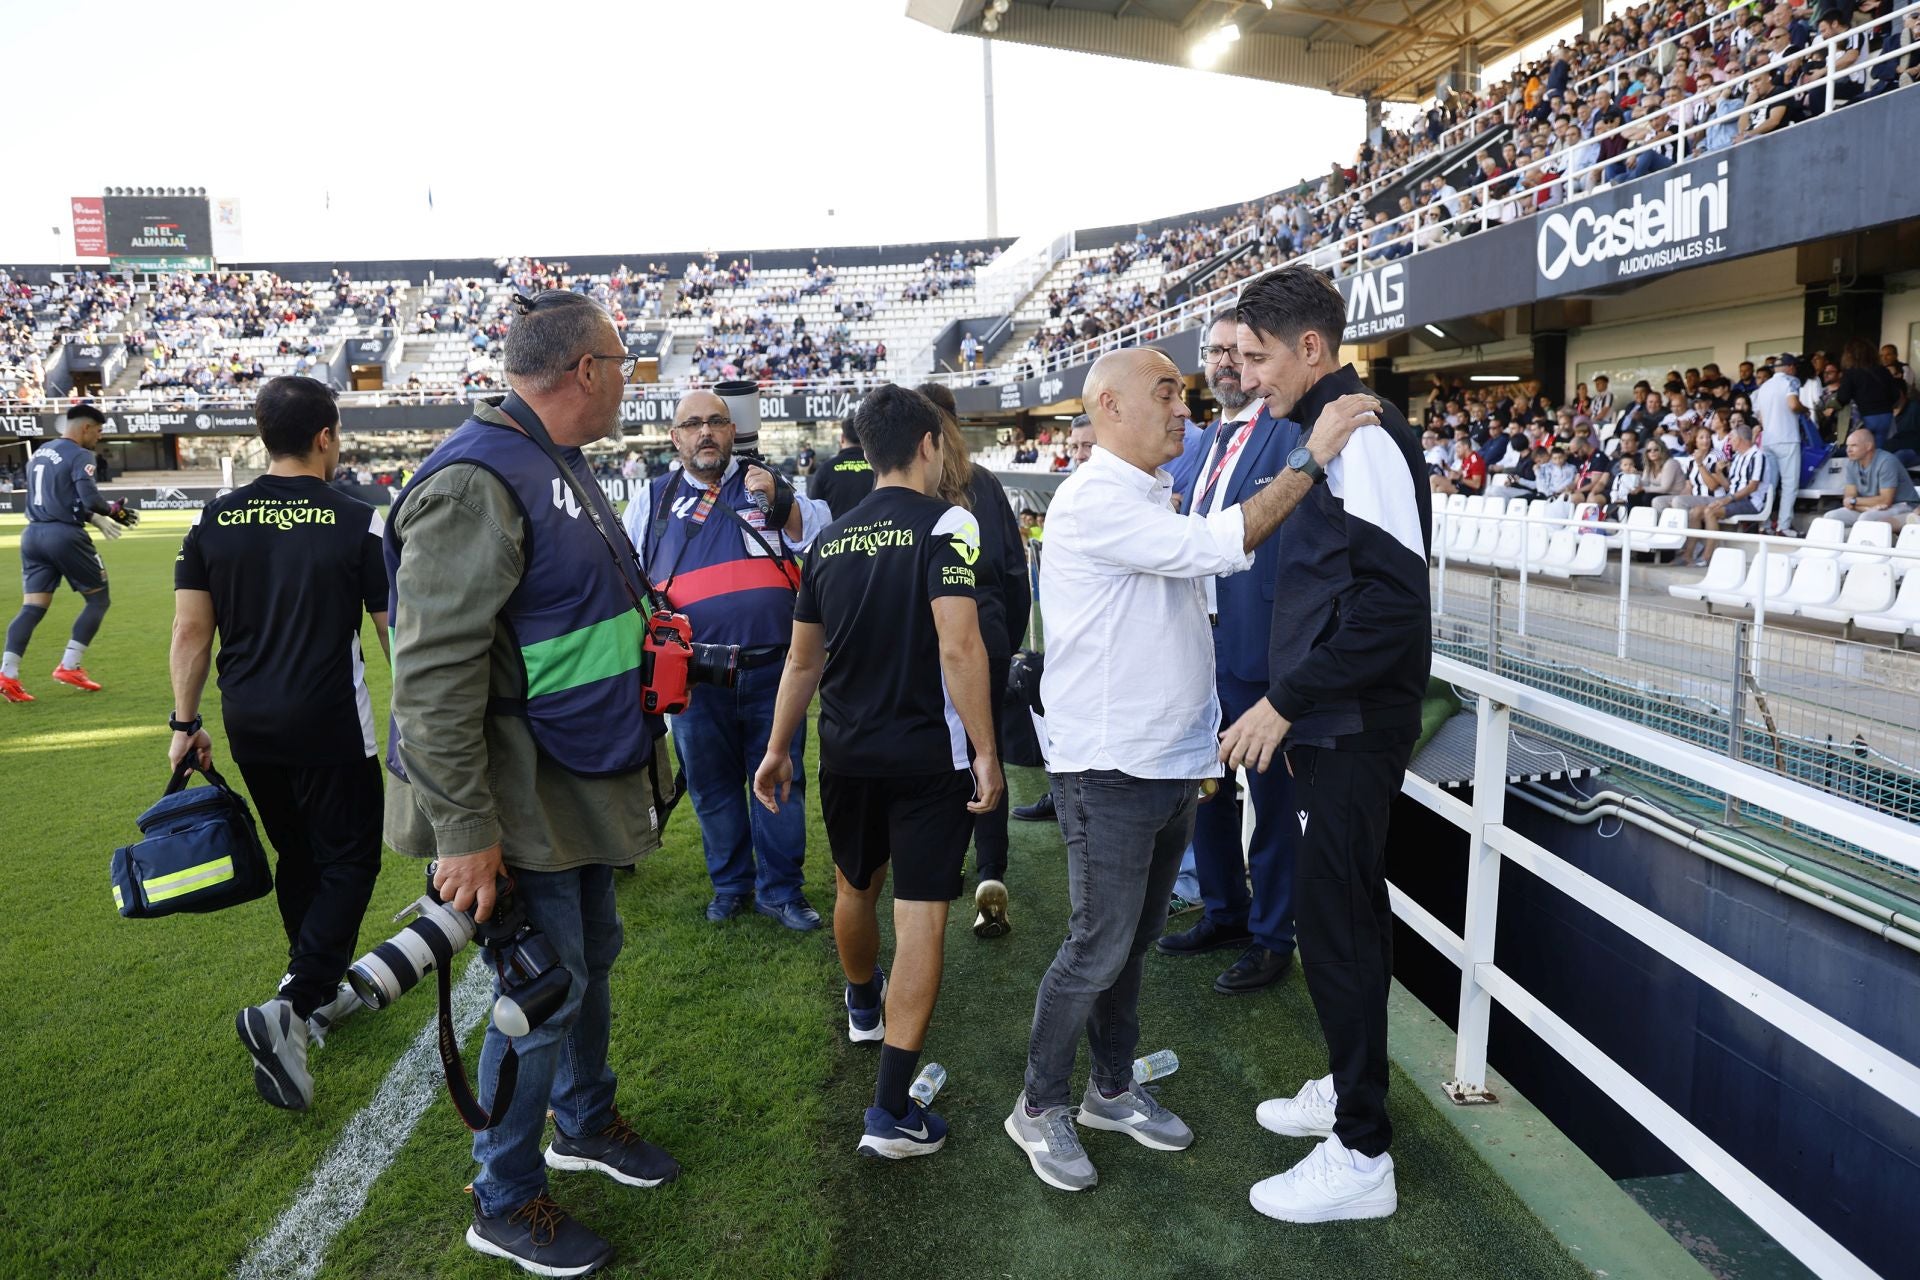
[1039,445,1252,780]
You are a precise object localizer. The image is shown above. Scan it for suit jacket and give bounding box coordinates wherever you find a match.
[1179,405,1302,686]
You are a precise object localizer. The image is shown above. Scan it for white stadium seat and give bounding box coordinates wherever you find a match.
[1706,552,1794,610]
[1839,519,1895,570]
[1892,522,1920,578]
[1793,517,1847,563]
[1669,548,1746,602]
[1776,559,1842,615]
[1854,568,1920,637]
[1799,564,1898,626]
[1647,506,1689,552]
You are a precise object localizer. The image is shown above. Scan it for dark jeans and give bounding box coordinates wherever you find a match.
[671,661,807,904]
[972,652,1012,884]
[1288,737,1416,1158]
[1190,675,1298,953]
[472,863,622,1217]
[1024,770,1195,1108]
[236,756,383,1020]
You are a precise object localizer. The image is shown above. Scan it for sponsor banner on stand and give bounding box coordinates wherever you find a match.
[71,197,107,257]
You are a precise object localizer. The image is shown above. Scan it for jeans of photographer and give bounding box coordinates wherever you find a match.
[384,399,669,1217]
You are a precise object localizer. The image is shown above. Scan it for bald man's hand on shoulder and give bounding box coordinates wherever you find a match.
[1235,392,1380,552]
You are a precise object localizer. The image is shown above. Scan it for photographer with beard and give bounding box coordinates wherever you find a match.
[385,291,680,1276]
[623,390,832,930]
[1157,308,1302,998]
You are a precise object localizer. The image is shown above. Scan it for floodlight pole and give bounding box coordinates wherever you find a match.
[982,37,1000,239]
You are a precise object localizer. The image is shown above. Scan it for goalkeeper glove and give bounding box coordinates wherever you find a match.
[89,513,125,541]
[107,499,140,527]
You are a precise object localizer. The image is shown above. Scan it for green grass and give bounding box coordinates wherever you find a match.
[0,511,1586,1279]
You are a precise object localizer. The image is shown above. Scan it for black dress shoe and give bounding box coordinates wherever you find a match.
[1213,944,1292,994]
[1011,793,1056,822]
[705,893,751,923]
[1156,916,1253,956]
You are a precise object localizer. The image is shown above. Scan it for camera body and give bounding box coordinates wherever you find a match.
[641,608,738,715]
[347,862,570,1038]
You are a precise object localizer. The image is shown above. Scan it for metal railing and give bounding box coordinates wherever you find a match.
[1428,504,1920,866]
[1337,5,1920,279]
[1393,655,1919,1279]
[1436,2,1740,152]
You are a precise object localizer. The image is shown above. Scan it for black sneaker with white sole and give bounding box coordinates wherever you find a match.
[236,998,313,1111]
[305,980,362,1048]
[544,1109,682,1188]
[466,1192,612,1277]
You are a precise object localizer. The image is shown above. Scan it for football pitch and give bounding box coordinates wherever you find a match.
[0,512,1585,1279]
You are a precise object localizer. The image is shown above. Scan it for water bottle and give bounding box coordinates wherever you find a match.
[908,1062,948,1107]
[1132,1049,1180,1083]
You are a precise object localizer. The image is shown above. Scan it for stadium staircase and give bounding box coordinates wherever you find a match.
[1362,122,1512,218]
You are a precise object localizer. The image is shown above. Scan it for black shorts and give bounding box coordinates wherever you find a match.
[821,767,974,902]
[20,521,106,594]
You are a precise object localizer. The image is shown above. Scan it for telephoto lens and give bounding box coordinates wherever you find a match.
[346,864,479,1009]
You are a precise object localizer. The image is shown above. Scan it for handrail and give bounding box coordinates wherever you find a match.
[1372,659,1918,1277]
[1338,7,1919,278]
[1432,498,1920,647]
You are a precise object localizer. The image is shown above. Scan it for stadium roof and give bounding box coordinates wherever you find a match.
[907,0,1582,103]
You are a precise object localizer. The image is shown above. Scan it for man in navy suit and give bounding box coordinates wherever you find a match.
[1157,308,1301,995]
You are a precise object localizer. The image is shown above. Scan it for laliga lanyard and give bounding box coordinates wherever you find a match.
[1198,416,1258,511]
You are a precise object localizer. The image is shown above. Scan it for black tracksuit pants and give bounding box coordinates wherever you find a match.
[237,756,384,1020]
[1287,734,1416,1158]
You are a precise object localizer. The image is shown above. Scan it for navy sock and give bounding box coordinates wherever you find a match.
[5,603,47,660]
[846,973,881,1010]
[874,1044,920,1118]
[72,588,109,647]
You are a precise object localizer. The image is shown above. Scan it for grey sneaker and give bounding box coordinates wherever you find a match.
[1076,1080,1194,1151]
[306,981,361,1048]
[236,998,313,1111]
[1003,1093,1098,1192]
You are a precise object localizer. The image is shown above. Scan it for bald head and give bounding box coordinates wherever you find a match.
[671,390,736,480]
[1846,427,1877,464]
[1083,348,1190,475]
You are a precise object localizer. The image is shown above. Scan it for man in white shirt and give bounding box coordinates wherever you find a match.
[1004,346,1375,1194]
[1751,354,1805,533]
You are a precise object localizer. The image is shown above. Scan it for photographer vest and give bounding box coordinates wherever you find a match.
[644,467,800,650]
[385,415,654,778]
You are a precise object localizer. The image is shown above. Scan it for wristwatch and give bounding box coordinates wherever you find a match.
[169,712,202,734]
[1286,445,1328,485]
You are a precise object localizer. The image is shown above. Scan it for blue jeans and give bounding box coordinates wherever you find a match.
[670,662,807,904]
[1025,770,1195,1108]
[1189,676,1297,953]
[472,864,622,1217]
[1173,845,1200,903]
[1862,412,1893,451]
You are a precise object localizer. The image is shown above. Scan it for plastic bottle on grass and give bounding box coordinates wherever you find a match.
[909,1062,947,1106]
[1133,1049,1179,1082]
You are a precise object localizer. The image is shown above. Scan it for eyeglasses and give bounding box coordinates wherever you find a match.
[569,353,641,383]
[1200,344,1242,365]
[672,414,735,432]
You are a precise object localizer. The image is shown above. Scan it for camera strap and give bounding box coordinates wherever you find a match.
[437,955,519,1132]
[492,392,658,617]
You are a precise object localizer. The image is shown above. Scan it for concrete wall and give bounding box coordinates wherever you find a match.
[1564,249,1803,389]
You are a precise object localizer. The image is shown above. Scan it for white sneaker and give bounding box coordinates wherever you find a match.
[1256,1074,1336,1138]
[1250,1135,1397,1223]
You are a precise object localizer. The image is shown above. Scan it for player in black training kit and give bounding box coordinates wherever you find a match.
[755,385,1003,1161]
[3,404,138,702]
[169,377,389,1111]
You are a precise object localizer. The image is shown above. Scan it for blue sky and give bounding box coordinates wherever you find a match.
[0,0,1360,263]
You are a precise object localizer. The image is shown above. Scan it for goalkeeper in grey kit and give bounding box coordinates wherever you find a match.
[2,404,138,702]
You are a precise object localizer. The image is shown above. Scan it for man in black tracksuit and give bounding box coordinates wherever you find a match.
[1219,265,1431,1224]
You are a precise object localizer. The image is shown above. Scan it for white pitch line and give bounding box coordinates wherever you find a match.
[236,956,494,1280]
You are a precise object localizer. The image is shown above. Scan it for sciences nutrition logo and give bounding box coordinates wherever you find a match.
[1536,161,1729,283]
